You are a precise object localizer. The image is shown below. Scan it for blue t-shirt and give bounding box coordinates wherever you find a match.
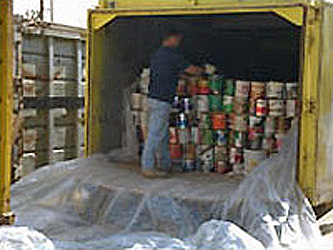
[149,46,190,103]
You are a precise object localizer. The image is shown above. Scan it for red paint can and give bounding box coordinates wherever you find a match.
[169,144,183,159]
[255,99,267,117]
[212,112,226,130]
[169,127,178,144]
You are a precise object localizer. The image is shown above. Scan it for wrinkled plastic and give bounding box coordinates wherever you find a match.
[0,226,54,250]
[11,122,322,249]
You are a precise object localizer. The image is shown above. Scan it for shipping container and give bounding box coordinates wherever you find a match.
[13,16,87,176]
[87,0,333,206]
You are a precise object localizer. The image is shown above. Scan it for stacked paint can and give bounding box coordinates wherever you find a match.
[131,67,299,175]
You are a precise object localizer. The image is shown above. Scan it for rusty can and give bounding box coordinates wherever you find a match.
[216,161,230,173]
[185,144,196,159]
[169,127,178,144]
[212,112,226,130]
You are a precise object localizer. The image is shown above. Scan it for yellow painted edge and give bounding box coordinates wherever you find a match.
[298,6,321,205]
[0,0,13,214]
[92,5,304,30]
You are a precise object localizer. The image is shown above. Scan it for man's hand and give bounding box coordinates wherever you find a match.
[184,65,203,76]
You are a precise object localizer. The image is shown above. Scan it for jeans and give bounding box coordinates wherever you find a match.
[141,98,171,172]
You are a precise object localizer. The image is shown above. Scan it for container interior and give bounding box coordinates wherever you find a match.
[97,12,301,153]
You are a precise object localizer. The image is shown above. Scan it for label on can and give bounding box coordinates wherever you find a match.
[229,147,243,165]
[196,95,209,112]
[249,116,264,130]
[215,146,228,161]
[191,127,200,144]
[169,127,178,144]
[268,99,285,117]
[209,95,223,111]
[170,144,183,159]
[286,100,296,118]
[250,81,266,100]
[201,160,214,173]
[255,99,267,117]
[225,79,235,96]
[235,80,250,98]
[199,113,211,129]
[232,115,248,132]
[212,112,226,130]
[214,130,228,146]
[286,83,298,99]
[223,96,234,114]
[233,131,247,148]
[178,129,190,144]
[200,129,214,145]
[266,82,285,99]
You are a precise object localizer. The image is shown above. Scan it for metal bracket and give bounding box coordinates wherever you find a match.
[0,212,15,225]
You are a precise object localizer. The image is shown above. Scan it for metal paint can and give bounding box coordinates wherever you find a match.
[214,146,228,161]
[266,81,285,99]
[244,149,266,172]
[223,95,234,114]
[255,99,267,117]
[264,117,277,135]
[225,79,235,96]
[198,113,211,129]
[196,95,209,112]
[216,161,230,173]
[268,99,285,117]
[235,80,250,98]
[131,93,143,110]
[185,144,196,159]
[234,97,248,115]
[170,144,183,159]
[286,100,296,118]
[209,75,223,94]
[209,95,223,111]
[169,127,178,144]
[232,131,247,148]
[200,129,214,145]
[191,126,200,144]
[249,116,264,131]
[214,130,228,146]
[250,81,266,100]
[229,147,243,165]
[178,129,190,144]
[231,114,248,132]
[248,130,264,149]
[212,112,226,130]
[286,82,298,99]
[183,159,196,172]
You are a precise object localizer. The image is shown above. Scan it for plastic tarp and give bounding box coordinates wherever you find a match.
[10,121,325,249]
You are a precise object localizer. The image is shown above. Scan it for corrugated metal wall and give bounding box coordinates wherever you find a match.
[13,18,86,179]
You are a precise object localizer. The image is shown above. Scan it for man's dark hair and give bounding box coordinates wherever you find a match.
[162,28,184,41]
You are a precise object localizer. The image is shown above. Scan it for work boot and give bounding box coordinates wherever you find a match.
[142,171,170,179]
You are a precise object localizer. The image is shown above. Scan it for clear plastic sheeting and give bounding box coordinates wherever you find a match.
[11,124,322,249]
[0,226,54,250]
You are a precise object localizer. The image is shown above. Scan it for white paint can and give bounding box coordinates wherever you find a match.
[286,100,296,118]
[266,81,285,99]
[235,80,250,98]
[268,99,285,117]
[286,82,298,99]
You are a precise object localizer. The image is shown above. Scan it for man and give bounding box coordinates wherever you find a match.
[141,29,202,178]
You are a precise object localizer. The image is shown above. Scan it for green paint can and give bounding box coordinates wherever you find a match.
[209,95,223,111]
[200,129,214,145]
[209,75,223,94]
[225,79,235,96]
[223,95,234,114]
